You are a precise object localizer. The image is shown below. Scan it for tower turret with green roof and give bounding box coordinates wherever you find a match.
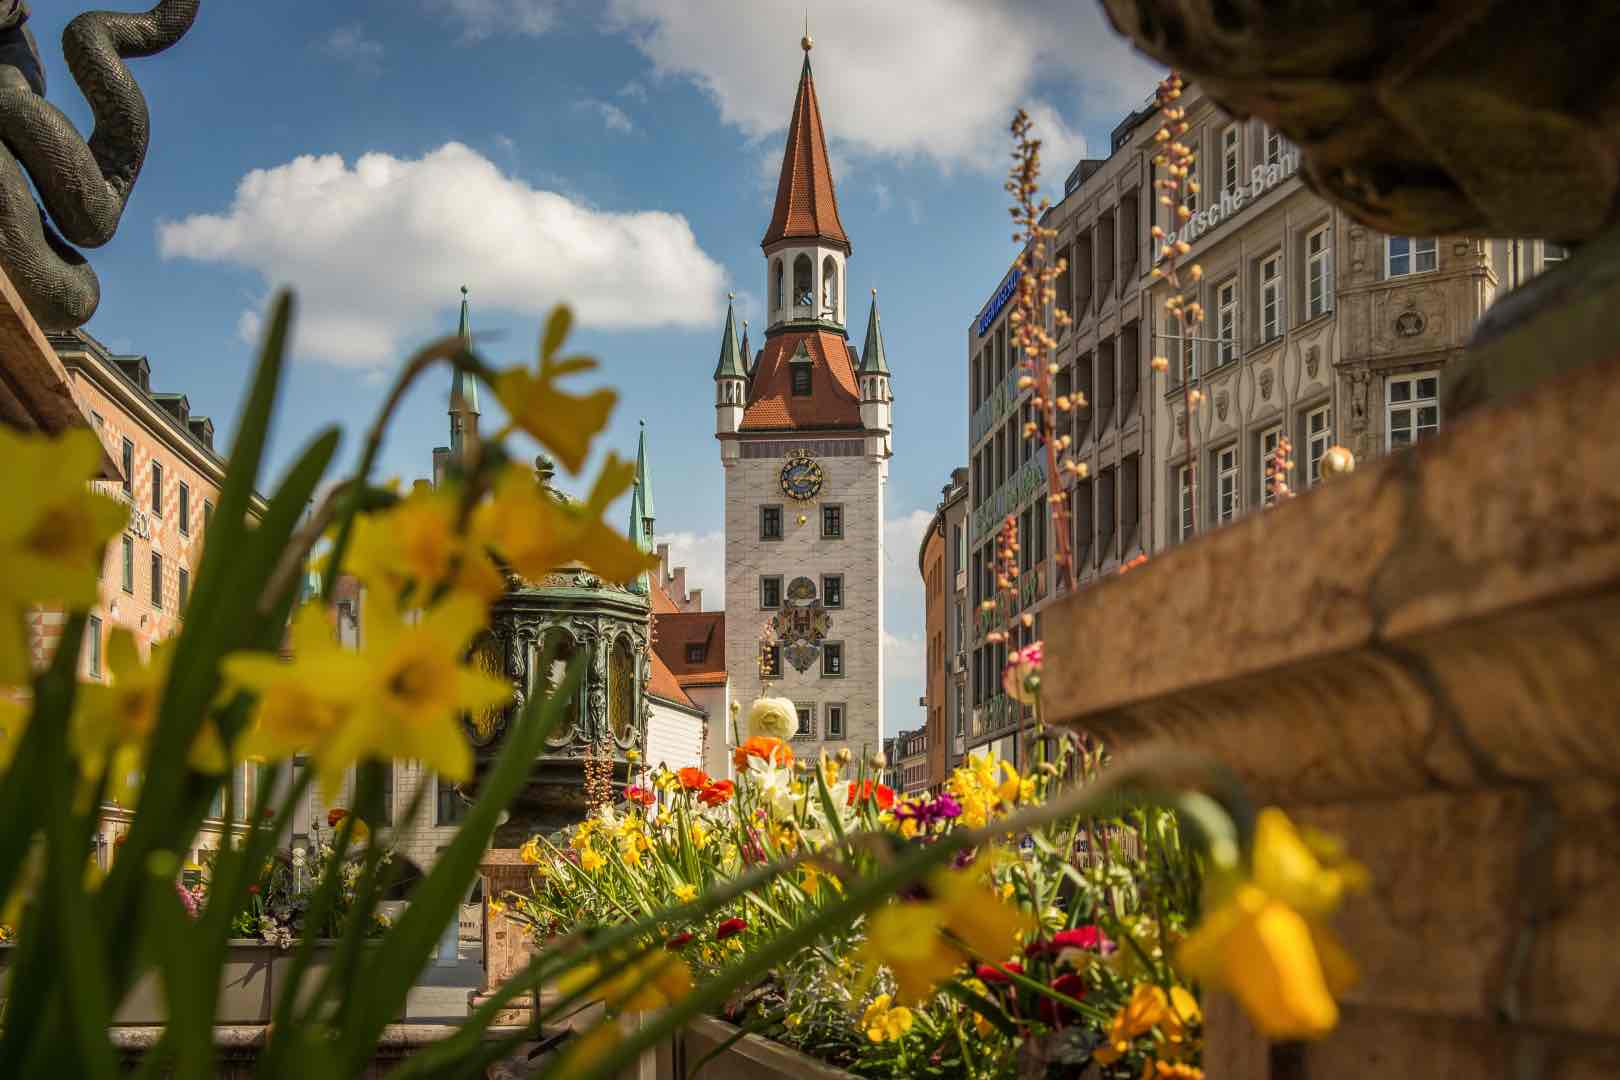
[713,293,748,435]
[859,287,892,449]
[449,285,480,461]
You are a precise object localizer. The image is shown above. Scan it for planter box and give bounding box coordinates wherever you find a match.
[673,1015,857,1080]
[0,939,393,1025]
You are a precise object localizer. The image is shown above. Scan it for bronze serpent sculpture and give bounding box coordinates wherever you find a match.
[0,0,198,330]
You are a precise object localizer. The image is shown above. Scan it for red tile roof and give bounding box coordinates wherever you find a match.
[740,330,862,431]
[761,57,849,253]
[649,574,681,615]
[647,648,697,709]
[653,611,726,687]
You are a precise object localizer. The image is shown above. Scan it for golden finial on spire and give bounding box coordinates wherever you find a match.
[802,11,813,52]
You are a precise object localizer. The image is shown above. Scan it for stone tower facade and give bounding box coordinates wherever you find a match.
[716,39,891,766]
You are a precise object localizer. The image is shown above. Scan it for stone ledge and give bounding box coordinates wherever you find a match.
[1044,348,1620,801]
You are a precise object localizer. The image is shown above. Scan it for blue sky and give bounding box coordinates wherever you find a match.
[34,0,1160,735]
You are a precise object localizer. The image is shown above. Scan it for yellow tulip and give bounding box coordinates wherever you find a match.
[0,428,128,684]
[931,870,1036,964]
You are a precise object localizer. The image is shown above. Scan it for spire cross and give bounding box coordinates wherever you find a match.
[802,11,812,52]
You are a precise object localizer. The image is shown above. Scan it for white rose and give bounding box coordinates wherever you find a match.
[748,697,796,740]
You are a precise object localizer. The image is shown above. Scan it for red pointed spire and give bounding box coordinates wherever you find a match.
[762,52,850,254]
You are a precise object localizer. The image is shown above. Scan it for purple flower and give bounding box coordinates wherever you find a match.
[176,881,199,918]
[895,793,964,828]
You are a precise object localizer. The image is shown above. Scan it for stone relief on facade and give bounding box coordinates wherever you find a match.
[1348,225,1367,277]
[1348,369,1371,433]
[1395,309,1427,337]
[1259,368,1275,400]
[1306,345,1321,379]
[1372,286,1444,355]
[1215,390,1230,421]
[1175,411,1188,439]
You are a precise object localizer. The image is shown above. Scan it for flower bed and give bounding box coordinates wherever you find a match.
[509,699,1284,1079]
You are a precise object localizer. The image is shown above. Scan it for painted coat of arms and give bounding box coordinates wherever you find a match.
[771,576,831,673]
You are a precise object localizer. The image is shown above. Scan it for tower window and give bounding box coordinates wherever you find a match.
[760,504,783,541]
[822,573,843,608]
[821,641,844,677]
[685,643,706,664]
[821,255,838,318]
[791,363,812,396]
[793,254,813,308]
[821,504,843,539]
[760,574,783,608]
[772,258,784,311]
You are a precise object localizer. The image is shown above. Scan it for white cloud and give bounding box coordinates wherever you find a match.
[236,308,261,345]
[872,181,891,212]
[157,142,728,367]
[660,529,726,608]
[493,133,517,155]
[605,0,1160,175]
[618,79,648,101]
[319,24,384,71]
[431,0,560,41]
[576,98,635,134]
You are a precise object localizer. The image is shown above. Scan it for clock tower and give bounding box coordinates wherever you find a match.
[715,34,892,769]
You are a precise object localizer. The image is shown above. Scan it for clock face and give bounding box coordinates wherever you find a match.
[780,454,824,501]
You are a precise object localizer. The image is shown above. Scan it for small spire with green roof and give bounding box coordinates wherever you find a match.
[713,292,748,380]
[634,418,655,540]
[449,285,480,459]
[859,286,889,375]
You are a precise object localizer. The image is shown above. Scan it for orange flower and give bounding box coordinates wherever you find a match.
[733,736,794,771]
[698,780,735,807]
[677,766,710,791]
[847,780,896,810]
[327,808,348,827]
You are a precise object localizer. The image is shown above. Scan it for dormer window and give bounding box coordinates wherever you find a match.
[685,643,705,664]
[791,362,812,396]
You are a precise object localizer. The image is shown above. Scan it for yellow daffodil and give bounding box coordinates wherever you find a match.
[579,846,605,873]
[673,881,696,903]
[223,604,359,795]
[519,837,543,865]
[74,634,226,802]
[931,870,1037,964]
[0,428,128,683]
[858,902,963,1005]
[492,306,618,475]
[605,950,693,1011]
[0,694,28,772]
[472,458,654,587]
[860,994,914,1043]
[345,485,504,605]
[1092,982,1172,1066]
[318,594,512,784]
[1177,808,1366,1040]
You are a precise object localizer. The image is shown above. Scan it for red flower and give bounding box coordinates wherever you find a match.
[678,767,710,791]
[975,961,1024,985]
[1053,926,1107,952]
[733,736,793,771]
[846,780,896,810]
[715,917,748,941]
[247,884,260,895]
[625,785,657,807]
[664,931,694,951]
[698,780,735,807]
[327,808,349,827]
[1039,973,1089,1026]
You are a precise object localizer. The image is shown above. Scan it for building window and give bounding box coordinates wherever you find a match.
[771,258,783,311]
[760,575,783,609]
[86,615,102,678]
[1260,253,1282,342]
[1386,372,1439,450]
[1184,145,1199,213]
[1216,445,1239,524]
[795,704,814,737]
[760,642,782,679]
[1177,464,1195,541]
[178,567,190,610]
[1544,242,1569,266]
[1263,122,1283,166]
[760,504,783,541]
[790,362,812,396]
[793,254,813,308]
[1387,236,1438,278]
[1305,225,1333,319]
[822,641,844,677]
[821,504,843,539]
[121,535,134,594]
[1306,404,1334,485]
[150,461,163,516]
[826,703,845,739]
[822,574,843,608]
[1260,424,1284,506]
[955,691,965,737]
[121,438,133,496]
[378,763,394,826]
[150,552,163,608]
[1221,123,1240,195]
[436,774,468,826]
[178,482,190,536]
[1217,279,1238,366]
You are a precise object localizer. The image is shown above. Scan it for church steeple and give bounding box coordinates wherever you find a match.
[761,41,849,254]
[449,285,480,460]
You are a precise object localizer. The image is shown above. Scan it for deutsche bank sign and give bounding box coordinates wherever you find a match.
[976,268,1021,337]
[1155,151,1302,263]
